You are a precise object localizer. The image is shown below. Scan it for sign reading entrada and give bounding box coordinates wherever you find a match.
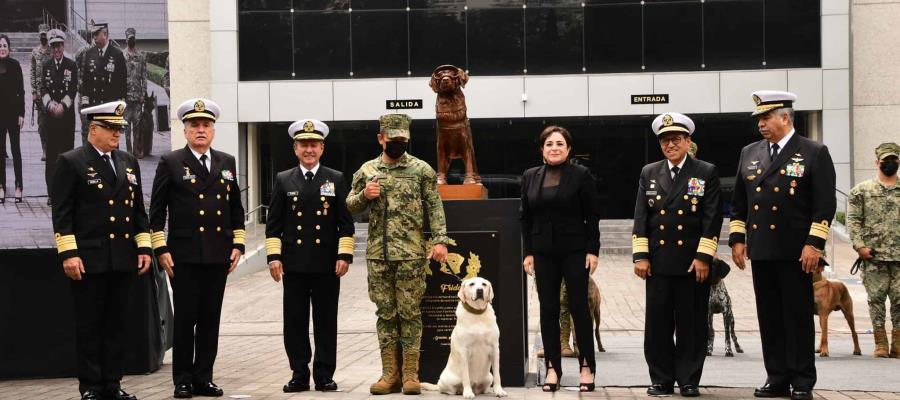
[386,99,423,109]
[631,94,670,104]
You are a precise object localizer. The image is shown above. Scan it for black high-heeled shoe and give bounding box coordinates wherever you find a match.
[14,187,22,203]
[542,366,560,392]
[0,187,5,204]
[579,365,595,392]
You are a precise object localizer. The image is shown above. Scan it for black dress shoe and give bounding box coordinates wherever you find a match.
[791,390,813,400]
[680,385,700,397]
[81,390,104,400]
[647,384,675,396]
[174,383,193,398]
[754,383,790,398]
[283,379,310,393]
[315,380,339,391]
[108,388,138,400]
[193,382,224,397]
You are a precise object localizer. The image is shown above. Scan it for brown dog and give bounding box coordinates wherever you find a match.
[573,276,605,354]
[812,271,862,357]
[430,65,481,185]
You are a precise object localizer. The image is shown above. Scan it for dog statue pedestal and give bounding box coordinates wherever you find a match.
[437,183,488,200]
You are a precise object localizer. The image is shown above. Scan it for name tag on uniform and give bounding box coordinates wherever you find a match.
[645,190,657,196]
[87,178,101,185]
[286,191,299,197]
[320,181,336,197]
[127,172,138,185]
[221,169,235,181]
[687,178,705,196]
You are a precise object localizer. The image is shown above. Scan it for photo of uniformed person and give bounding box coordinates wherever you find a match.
[41,29,78,206]
[265,119,355,393]
[149,98,245,399]
[51,101,152,400]
[632,112,722,397]
[729,90,836,400]
[76,20,126,146]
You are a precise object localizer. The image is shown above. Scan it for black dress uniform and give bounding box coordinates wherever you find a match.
[632,113,722,393]
[77,22,126,144]
[51,101,151,399]
[41,30,78,195]
[148,99,245,392]
[729,92,835,395]
[266,119,354,390]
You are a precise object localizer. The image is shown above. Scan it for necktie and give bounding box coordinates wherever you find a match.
[671,166,680,179]
[199,154,209,172]
[102,154,116,177]
[99,48,104,58]
[305,171,314,182]
[771,143,780,161]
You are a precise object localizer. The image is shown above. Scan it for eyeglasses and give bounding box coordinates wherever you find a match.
[659,136,685,146]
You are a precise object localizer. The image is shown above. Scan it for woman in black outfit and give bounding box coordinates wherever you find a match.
[0,34,25,203]
[521,126,600,392]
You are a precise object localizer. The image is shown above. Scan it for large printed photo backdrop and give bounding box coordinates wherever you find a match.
[0,0,170,249]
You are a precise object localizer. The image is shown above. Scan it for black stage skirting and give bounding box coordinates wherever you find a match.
[0,248,173,379]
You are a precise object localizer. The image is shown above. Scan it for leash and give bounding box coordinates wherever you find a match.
[850,258,865,275]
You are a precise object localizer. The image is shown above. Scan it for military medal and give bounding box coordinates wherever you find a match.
[691,197,698,212]
[221,169,235,181]
[323,202,330,209]
[790,180,797,195]
[650,179,656,189]
[648,198,655,207]
[320,181,336,197]
[127,172,138,185]
[182,166,196,182]
[687,178,706,196]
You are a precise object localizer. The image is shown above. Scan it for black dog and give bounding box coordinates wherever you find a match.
[707,259,743,357]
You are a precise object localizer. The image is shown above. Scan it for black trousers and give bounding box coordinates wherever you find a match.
[534,251,595,376]
[283,272,340,384]
[0,117,23,189]
[751,260,817,391]
[44,117,74,196]
[644,274,710,387]
[172,263,228,386]
[70,271,135,394]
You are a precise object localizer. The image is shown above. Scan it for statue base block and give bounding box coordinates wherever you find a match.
[437,183,488,200]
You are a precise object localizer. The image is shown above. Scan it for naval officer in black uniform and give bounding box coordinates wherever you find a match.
[77,20,126,145]
[265,119,355,393]
[632,112,723,397]
[729,91,836,400]
[149,98,246,398]
[41,29,78,204]
[51,101,152,400]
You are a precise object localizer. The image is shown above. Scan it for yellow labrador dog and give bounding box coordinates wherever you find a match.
[421,277,507,398]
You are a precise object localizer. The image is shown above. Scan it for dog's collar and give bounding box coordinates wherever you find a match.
[461,301,487,315]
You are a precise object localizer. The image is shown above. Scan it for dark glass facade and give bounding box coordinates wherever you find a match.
[256,113,809,217]
[238,0,821,81]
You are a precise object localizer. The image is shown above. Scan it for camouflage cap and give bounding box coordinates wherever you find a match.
[125,27,136,38]
[689,142,698,158]
[379,113,411,139]
[876,142,899,160]
[39,24,50,34]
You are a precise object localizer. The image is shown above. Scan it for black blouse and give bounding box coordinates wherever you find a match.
[0,57,25,119]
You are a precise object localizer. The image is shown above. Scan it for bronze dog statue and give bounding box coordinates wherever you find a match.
[430,65,481,185]
[812,270,861,357]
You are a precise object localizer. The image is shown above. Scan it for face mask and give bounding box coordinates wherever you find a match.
[384,140,408,159]
[880,160,898,177]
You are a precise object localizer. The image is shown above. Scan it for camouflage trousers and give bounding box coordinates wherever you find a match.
[861,261,900,327]
[559,282,571,333]
[367,259,427,353]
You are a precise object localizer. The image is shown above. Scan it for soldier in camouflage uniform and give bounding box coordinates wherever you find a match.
[346,113,450,395]
[846,142,900,358]
[30,24,52,160]
[123,28,147,156]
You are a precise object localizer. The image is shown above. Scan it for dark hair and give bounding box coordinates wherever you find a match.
[538,125,572,148]
[0,34,10,52]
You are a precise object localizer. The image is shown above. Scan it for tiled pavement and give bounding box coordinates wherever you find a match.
[2,229,898,399]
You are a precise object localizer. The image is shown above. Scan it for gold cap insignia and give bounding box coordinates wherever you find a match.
[194,100,206,112]
[662,114,673,127]
[303,121,315,132]
[753,94,761,105]
[115,104,125,116]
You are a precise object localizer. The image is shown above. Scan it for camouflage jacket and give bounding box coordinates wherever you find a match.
[347,153,449,261]
[30,45,52,95]
[847,178,900,261]
[124,49,147,102]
